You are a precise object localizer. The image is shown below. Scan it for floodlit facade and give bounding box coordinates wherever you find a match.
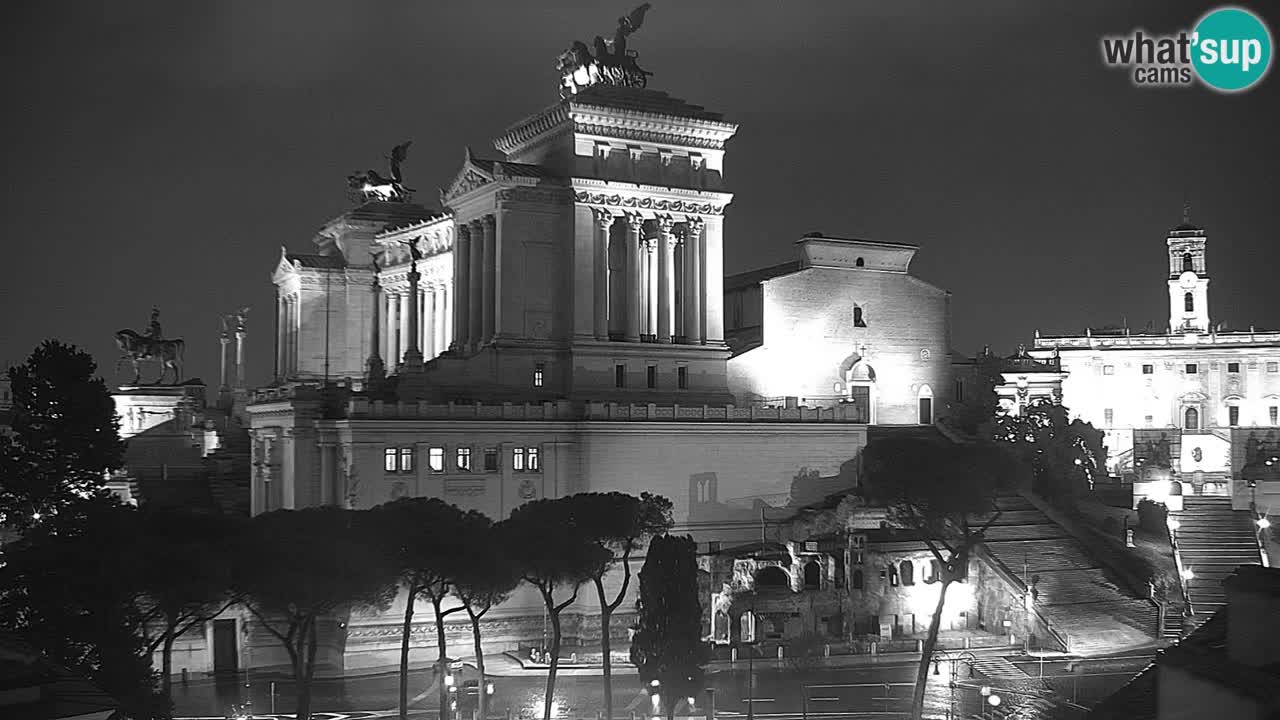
[1025,219,1280,513]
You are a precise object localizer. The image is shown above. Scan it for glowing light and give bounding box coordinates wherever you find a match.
[1181,567,1195,581]
[531,700,561,717]
[445,674,455,688]
[980,686,991,697]
[650,680,661,688]
[1167,518,1180,531]
[31,512,41,520]
[487,682,495,695]
[686,697,696,708]
[1258,517,1271,530]
[988,694,1002,707]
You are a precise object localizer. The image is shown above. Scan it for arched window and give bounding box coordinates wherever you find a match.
[755,566,789,589]
[853,306,867,328]
[1185,407,1200,430]
[855,257,865,267]
[740,611,756,643]
[899,560,915,586]
[852,569,864,590]
[803,561,821,589]
[1185,292,1195,312]
[1169,481,1183,497]
[1183,252,1193,272]
[925,559,941,584]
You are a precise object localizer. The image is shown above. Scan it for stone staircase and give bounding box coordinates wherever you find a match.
[1170,495,1263,617]
[980,496,1158,655]
[205,420,252,516]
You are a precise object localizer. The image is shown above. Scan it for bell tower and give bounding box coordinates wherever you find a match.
[1167,203,1210,334]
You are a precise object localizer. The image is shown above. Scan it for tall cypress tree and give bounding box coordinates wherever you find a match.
[630,534,709,720]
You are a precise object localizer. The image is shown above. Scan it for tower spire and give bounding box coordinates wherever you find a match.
[1182,192,1192,227]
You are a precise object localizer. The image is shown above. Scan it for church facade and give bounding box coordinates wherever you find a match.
[1026,219,1280,515]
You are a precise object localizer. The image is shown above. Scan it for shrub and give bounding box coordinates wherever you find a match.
[1137,499,1168,534]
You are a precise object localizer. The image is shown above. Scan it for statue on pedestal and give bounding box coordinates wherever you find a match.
[114,307,186,385]
[557,4,654,98]
[347,141,413,203]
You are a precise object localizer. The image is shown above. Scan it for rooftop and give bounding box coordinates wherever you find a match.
[569,85,728,123]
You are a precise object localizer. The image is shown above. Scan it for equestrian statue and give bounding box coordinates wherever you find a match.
[347,140,413,203]
[115,306,186,385]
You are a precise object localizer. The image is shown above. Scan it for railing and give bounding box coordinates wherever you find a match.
[338,399,871,423]
[1169,518,1195,617]
[1035,329,1280,349]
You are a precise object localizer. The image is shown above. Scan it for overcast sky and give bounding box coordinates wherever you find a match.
[3,1,1278,387]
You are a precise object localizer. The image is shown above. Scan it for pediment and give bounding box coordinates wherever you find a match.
[442,151,495,204]
[272,246,299,284]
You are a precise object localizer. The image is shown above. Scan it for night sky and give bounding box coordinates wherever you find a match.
[4,1,1278,389]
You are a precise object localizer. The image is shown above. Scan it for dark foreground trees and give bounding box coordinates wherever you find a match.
[861,436,1027,720]
[575,492,673,720]
[235,507,398,720]
[452,514,521,720]
[994,398,1107,508]
[630,534,709,720]
[506,497,609,720]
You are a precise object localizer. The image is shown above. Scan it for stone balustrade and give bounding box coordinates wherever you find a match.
[340,398,868,423]
[1035,330,1280,350]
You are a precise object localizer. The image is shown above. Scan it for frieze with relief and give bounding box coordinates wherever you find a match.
[574,191,723,215]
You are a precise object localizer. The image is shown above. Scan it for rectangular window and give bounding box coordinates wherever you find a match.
[646,365,657,389]
[677,366,688,390]
[456,447,472,472]
[384,448,398,473]
[428,447,445,473]
[534,363,545,388]
[1228,362,1241,373]
[1271,406,1278,425]
[1142,364,1154,374]
[484,448,499,472]
[954,378,964,403]
[918,397,933,425]
[1103,365,1115,375]
[1104,408,1114,426]
[615,363,626,388]
[1229,406,1240,427]
[513,447,525,471]
[1144,415,1153,427]
[1270,362,1279,373]
[398,447,414,473]
[527,446,540,472]
[1186,363,1198,374]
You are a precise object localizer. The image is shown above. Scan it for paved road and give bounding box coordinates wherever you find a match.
[174,654,1151,720]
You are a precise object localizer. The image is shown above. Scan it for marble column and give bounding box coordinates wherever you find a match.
[367,275,384,384]
[274,295,284,380]
[286,296,296,375]
[453,225,471,350]
[593,209,613,340]
[703,217,725,343]
[684,218,704,344]
[403,262,423,369]
[386,291,399,366]
[399,291,412,366]
[657,216,676,343]
[645,240,658,338]
[234,327,246,389]
[625,214,642,342]
[481,214,496,343]
[424,285,437,358]
[469,219,484,348]
[219,330,230,390]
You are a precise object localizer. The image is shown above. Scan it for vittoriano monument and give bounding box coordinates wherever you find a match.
[346,140,413,203]
[115,306,186,385]
[557,3,653,98]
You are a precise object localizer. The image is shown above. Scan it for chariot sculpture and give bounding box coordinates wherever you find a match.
[115,307,185,385]
[557,4,654,98]
[347,140,413,203]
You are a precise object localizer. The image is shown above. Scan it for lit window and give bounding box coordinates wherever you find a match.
[1104,408,1114,426]
[1271,407,1278,425]
[399,447,414,473]
[1184,292,1194,312]
[677,366,688,390]
[428,447,444,473]
[484,448,499,472]
[1145,415,1153,427]
[1269,362,1279,373]
[527,446,540,472]
[456,447,472,472]
[646,365,657,389]
[1228,362,1240,373]
[1103,365,1114,375]
[1229,406,1240,427]
[513,447,525,471]
[1186,363,1198,374]
[615,364,626,388]
[384,448,398,473]
[1142,364,1154,374]
[534,363,545,388]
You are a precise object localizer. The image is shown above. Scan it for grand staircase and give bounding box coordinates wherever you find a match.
[1170,495,1263,617]
[980,496,1158,655]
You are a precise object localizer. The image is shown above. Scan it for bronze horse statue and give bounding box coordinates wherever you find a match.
[114,329,185,385]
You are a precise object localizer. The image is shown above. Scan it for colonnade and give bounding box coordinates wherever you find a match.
[451,215,498,351]
[379,281,453,366]
[594,210,708,344]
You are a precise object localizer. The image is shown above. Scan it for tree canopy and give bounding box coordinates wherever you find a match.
[630,534,708,720]
[0,340,124,530]
[994,398,1107,505]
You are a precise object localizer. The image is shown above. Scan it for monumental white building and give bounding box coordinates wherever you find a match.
[1027,216,1280,514]
[229,21,960,677]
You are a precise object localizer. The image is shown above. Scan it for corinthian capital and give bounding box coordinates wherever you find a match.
[592,208,616,230]
[657,215,677,236]
[625,213,645,232]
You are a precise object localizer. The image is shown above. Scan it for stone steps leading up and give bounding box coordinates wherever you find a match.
[1170,497,1262,617]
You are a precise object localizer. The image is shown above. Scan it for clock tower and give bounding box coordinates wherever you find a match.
[1167,206,1210,334]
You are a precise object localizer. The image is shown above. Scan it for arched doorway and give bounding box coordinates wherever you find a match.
[803,560,821,589]
[755,566,789,589]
